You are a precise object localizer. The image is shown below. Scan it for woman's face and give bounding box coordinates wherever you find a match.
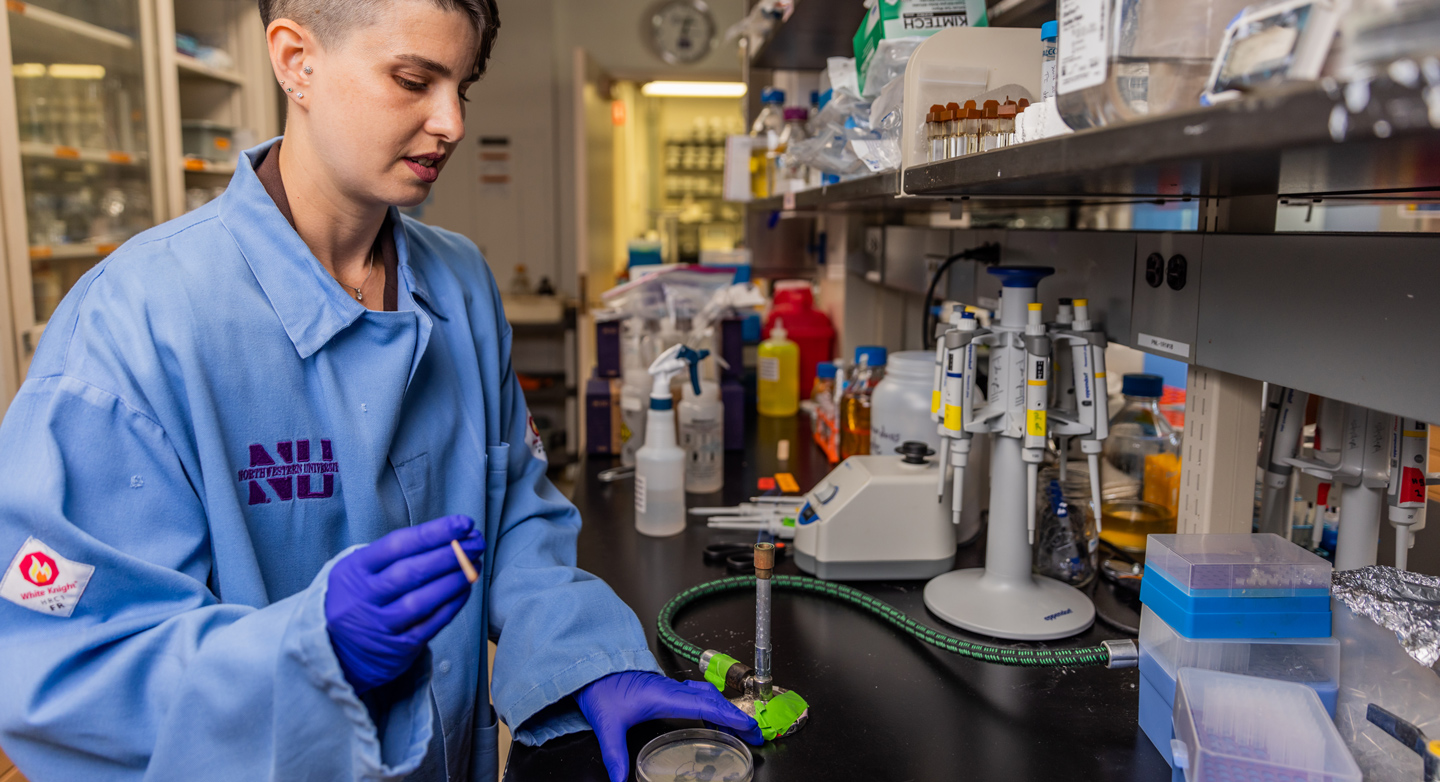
[302,0,479,208]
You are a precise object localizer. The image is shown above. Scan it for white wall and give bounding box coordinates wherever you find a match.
[422,0,561,295]
[420,0,748,299]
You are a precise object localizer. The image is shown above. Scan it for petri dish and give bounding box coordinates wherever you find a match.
[636,728,754,782]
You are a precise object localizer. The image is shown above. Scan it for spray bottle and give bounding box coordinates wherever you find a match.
[680,355,725,494]
[636,344,709,536]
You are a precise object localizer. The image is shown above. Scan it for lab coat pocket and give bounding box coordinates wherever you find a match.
[393,452,440,526]
[471,702,500,782]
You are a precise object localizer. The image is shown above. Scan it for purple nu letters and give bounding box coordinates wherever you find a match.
[238,439,339,506]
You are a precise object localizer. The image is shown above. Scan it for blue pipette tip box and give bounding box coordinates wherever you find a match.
[1140,564,1332,638]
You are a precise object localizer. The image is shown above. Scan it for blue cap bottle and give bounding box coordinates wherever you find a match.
[1122,373,1165,398]
[855,346,888,367]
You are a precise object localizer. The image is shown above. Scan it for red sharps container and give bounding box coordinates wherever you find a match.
[763,281,835,401]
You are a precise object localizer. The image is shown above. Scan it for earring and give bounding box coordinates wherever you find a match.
[279,79,285,85]
[303,66,313,75]
[286,87,293,93]
[297,92,304,98]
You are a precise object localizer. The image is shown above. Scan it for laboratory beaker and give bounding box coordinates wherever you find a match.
[1058,0,1251,129]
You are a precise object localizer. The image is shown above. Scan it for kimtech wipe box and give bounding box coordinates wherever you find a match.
[853,0,989,93]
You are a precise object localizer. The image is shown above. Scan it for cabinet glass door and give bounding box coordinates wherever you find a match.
[8,0,160,323]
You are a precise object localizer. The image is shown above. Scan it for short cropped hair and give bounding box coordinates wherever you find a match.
[259,0,501,77]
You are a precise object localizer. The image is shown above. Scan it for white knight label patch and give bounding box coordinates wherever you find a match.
[1,537,95,617]
[525,413,547,461]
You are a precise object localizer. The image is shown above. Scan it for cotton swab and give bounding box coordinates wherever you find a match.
[452,539,479,584]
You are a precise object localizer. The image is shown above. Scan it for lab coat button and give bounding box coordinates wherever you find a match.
[438,660,452,675]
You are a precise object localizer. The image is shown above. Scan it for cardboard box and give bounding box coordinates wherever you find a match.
[853,0,989,93]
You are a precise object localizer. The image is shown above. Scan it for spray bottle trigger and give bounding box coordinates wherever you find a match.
[678,346,710,395]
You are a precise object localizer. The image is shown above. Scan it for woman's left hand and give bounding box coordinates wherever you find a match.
[573,671,764,782]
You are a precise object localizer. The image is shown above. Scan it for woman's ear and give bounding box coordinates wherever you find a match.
[266,17,314,101]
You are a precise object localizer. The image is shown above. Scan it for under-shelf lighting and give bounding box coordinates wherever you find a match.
[640,81,747,98]
[48,63,106,79]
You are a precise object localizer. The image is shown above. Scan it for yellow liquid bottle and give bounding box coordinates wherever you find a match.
[758,319,799,417]
[1098,374,1182,553]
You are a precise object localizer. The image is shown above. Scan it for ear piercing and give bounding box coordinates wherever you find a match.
[282,67,310,95]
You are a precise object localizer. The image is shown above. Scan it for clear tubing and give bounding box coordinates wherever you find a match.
[755,577,772,700]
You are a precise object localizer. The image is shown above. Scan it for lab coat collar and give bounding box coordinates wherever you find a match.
[218,138,441,359]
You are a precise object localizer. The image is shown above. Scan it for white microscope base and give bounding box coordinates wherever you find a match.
[923,568,1096,640]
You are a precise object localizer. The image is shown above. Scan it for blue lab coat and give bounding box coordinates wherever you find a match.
[0,139,661,781]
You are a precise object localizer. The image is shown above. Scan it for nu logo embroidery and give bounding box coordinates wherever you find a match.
[237,439,339,506]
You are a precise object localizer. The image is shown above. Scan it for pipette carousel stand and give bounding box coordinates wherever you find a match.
[924,267,1095,640]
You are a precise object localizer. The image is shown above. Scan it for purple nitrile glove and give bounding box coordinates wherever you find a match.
[574,671,764,782]
[325,514,485,694]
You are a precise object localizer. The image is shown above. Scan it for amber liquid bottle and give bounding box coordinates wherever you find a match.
[839,348,887,460]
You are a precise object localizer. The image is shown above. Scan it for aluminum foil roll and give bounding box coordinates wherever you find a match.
[1332,566,1440,668]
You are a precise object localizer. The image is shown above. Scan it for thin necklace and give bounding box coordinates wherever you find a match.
[343,244,378,302]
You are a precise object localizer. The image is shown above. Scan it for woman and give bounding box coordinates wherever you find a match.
[0,1,759,780]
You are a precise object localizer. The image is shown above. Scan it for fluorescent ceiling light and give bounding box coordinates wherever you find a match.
[12,63,47,78]
[48,64,106,79]
[641,81,747,98]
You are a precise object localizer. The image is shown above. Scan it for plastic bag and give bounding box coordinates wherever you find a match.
[850,74,905,173]
[861,37,926,99]
[601,266,738,325]
[790,86,872,177]
[784,131,870,178]
[827,56,860,98]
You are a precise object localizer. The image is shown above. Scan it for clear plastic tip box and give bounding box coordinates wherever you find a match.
[1147,534,1332,594]
[1141,534,1333,638]
[1140,606,1340,713]
[1172,668,1360,782]
[1136,605,1341,767]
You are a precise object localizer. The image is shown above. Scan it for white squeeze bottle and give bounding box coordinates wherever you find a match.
[680,359,724,494]
[636,344,708,536]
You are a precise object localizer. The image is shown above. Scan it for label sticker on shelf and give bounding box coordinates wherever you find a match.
[783,192,796,210]
[1138,333,1191,359]
[1058,0,1107,95]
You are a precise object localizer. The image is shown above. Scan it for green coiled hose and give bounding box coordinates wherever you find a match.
[658,575,1115,669]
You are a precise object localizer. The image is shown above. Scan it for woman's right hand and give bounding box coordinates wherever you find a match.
[324,514,485,694]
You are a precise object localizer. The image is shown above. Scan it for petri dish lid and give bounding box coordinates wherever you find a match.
[637,728,754,782]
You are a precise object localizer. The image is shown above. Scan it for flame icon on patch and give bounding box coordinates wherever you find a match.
[20,552,57,586]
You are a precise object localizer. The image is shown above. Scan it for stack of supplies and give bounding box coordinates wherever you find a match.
[1136,534,1335,768]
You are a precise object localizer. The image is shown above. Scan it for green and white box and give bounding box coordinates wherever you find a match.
[853,0,990,92]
